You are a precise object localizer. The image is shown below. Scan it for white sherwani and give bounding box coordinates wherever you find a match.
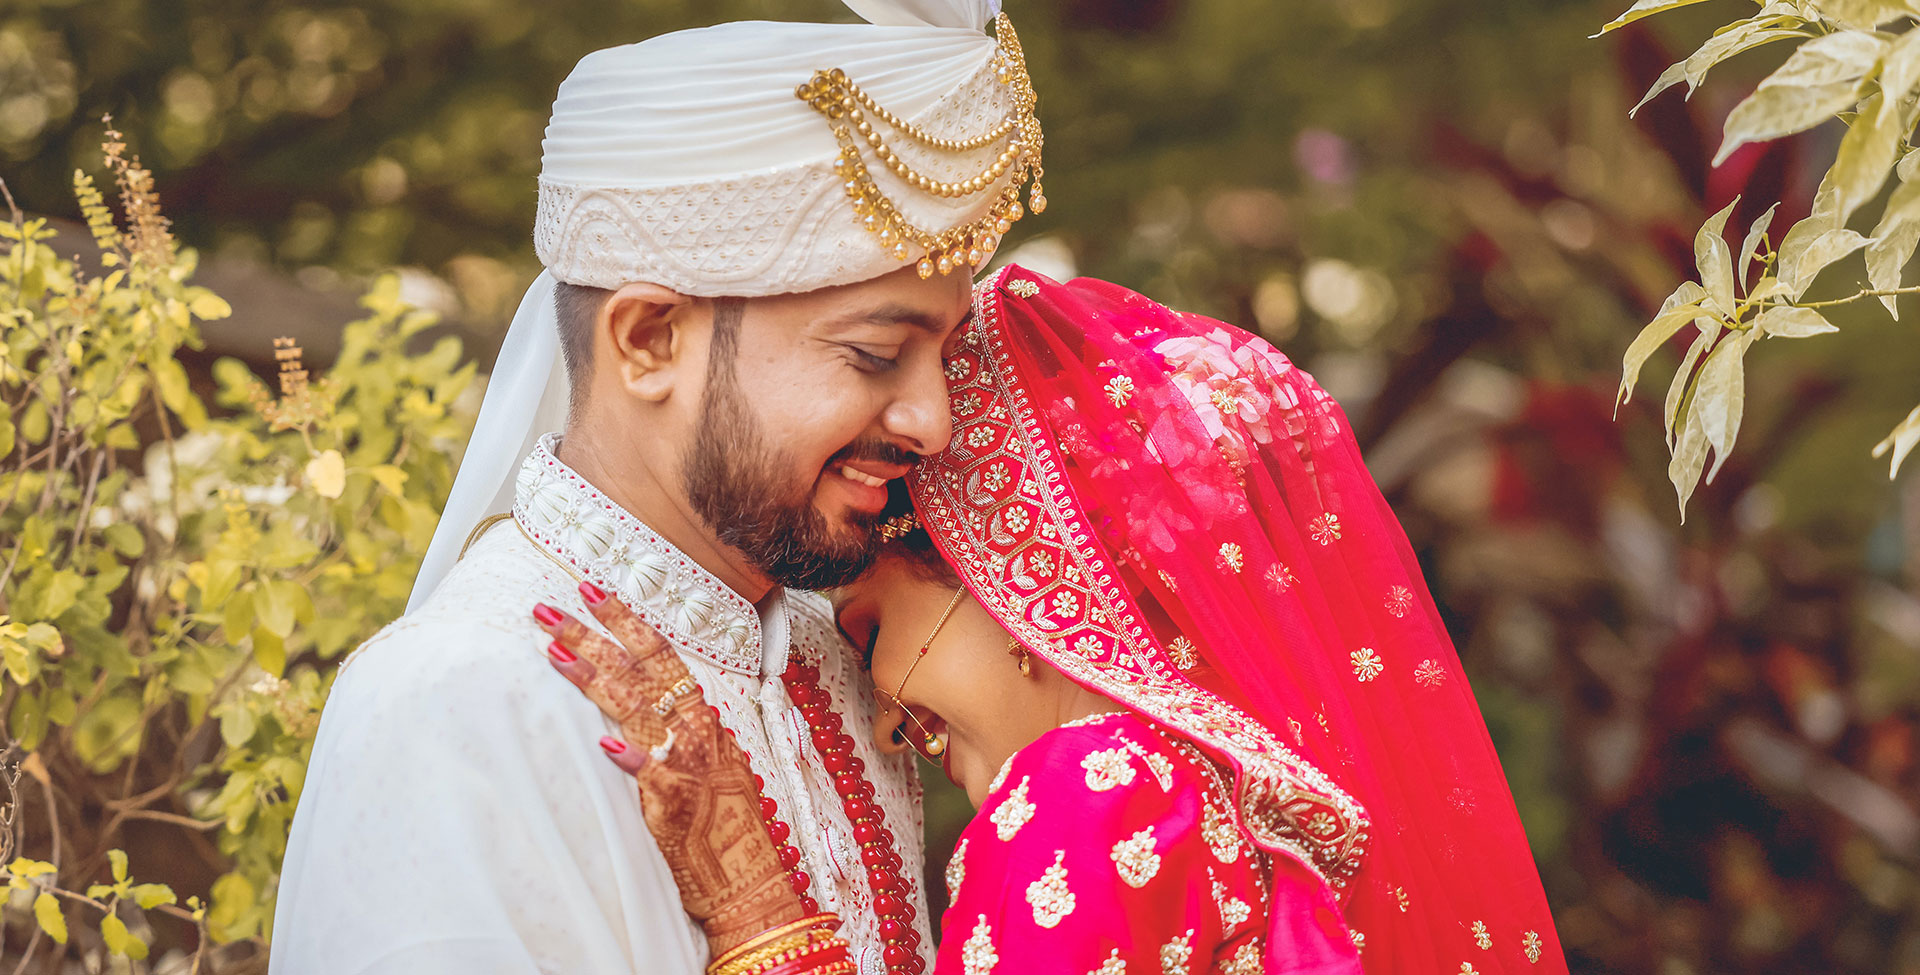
[270,436,931,974]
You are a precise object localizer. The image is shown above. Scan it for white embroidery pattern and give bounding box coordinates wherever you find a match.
[1088,948,1127,975]
[1201,798,1245,864]
[1082,747,1137,791]
[991,777,1036,841]
[1111,827,1162,888]
[962,916,999,975]
[946,839,969,901]
[1025,850,1076,928]
[1159,929,1195,975]
[1219,940,1264,975]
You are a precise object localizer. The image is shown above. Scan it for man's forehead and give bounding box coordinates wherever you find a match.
[824,302,972,334]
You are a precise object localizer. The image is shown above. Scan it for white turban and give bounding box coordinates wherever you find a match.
[408,0,1041,609]
[536,0,1034,296]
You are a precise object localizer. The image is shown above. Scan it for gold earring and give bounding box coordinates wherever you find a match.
[1008,637,1032,677]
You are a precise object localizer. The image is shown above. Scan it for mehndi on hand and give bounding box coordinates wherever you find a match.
[533,582,805,955]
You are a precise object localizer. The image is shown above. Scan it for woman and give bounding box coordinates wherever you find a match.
[535,266,1565,974]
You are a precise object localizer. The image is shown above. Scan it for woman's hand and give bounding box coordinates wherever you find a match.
[533,582,804,952]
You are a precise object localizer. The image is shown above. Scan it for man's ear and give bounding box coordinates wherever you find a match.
[600,282,696,402]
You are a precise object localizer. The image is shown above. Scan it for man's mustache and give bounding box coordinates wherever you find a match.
[828,440,923,470]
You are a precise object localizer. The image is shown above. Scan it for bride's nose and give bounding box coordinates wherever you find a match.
[872,702,914,756]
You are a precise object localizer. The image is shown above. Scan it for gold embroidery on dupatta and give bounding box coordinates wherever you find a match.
[1415,658,1447,687]
[1166,636,1198,671]
[1350,647,1384,682]
[1218,542,1245,573]
[1472,920,1492,950]
[1522,930,1544,963]
[1308,512,1342,545]
[1385,584,1414,617]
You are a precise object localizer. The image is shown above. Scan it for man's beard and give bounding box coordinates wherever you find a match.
[681,374,912,591]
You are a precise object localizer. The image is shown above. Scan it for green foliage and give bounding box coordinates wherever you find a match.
[0,128,473,966]
[1606,0,1920,511]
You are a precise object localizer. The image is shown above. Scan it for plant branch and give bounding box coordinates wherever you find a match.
[1775,283,1920,311]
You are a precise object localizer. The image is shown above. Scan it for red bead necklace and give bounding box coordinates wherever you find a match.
[750,658,925,975]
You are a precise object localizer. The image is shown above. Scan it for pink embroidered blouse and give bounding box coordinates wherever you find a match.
[934,712,1362,975]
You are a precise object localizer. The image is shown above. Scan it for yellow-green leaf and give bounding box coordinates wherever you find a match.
[1812,0,1916,29]
[1595,0,1719,35]
[306,449,346,499]
[101,913,147,960]
[1696,198,1741,314]
[187,291,232,321]
[217,702,256,749]
[130,883,175,910]
[368,464,410,496]
[1872,402,1920,478]
[1618,281,1709,410]
[1632,20,1808,117]
[33,890,66,944]
[1868,176,1920,317]
[152,356,208,429]
[254,578,299,639]
[1832,91,1903,222]
[1716,80,1864,166]
[1670,376,1712,520]
[1667,321,1722,445]
[1777,225,1870,296]
[8,858,56,879]
[108,848,128,884]
[1755,305,1838,338]
[1762,30,1887,90]
[1697,330,1756,484]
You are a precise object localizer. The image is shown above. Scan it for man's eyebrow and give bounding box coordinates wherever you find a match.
[830,303,970,335]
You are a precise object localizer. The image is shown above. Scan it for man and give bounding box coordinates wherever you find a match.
[269,1,1045,972]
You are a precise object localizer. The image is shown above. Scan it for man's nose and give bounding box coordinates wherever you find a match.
[881,354,955,456]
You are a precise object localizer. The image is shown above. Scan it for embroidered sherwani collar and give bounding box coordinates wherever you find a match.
[512,434,762,675]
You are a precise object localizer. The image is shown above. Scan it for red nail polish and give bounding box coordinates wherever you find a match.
[533,603,563,627]
[599,736,627,755]
[579,580,607,605]
[547,641,576,664]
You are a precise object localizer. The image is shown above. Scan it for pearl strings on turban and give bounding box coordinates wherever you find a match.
[409,0,1032,610]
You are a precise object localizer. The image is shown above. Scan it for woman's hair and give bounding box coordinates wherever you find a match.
[877,480,961,586]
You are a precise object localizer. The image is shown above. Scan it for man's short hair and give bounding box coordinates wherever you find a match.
[551,282,744,414]
[552,281,612,414]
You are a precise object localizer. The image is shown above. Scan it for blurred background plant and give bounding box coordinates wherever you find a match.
[2,0,1919,971]
[0,123,472,970]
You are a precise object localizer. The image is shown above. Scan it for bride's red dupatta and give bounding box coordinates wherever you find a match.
[908,265,1565,973]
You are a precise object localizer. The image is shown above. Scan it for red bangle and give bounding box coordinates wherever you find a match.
[758,942,851,975]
